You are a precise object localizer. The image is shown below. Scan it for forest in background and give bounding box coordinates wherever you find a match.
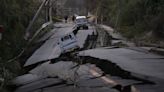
[0,0,40,91]
[87,0,164,43]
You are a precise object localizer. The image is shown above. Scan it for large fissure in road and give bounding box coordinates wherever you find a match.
[49,53,155,92]
[51,53,155,84]
[77,56,155,85]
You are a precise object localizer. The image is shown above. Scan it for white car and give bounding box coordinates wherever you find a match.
[75,16,89,30]
[58,33,79,53]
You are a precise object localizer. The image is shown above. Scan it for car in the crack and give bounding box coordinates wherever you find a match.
[58,32,79,53]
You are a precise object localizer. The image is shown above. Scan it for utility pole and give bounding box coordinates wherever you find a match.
[114,0,122,32]
[24,0,51,40]
[95,1,102,24]
[45,0,52,22]
[49,0,52,22]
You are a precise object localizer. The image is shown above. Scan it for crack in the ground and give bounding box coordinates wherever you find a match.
[79,56,155,84]
[51,54,155,84]
[19,24,155,92]
[49,54,155,92]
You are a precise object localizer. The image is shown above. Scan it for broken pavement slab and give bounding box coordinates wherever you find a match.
[12,74,46,86]
[24,43,61,67]
[29,61,104,82]
[99,25,136,47]
[76,26,96,48]
[150,47,164,55]
[24,24,75,67]
[15,61,121,92]
[15,78,64,92]
[38,85,119,92]
[78,47,164,80]
[99,25,125,40]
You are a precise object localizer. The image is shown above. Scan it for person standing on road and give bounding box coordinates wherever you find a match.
[72,15,75,22]
[64,16,68,23]
[0,25,4,40]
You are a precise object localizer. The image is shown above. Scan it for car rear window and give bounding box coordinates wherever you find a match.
[76,18,87,23]
[61,35,73,41]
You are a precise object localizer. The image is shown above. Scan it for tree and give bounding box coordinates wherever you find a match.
[0,0,40,91]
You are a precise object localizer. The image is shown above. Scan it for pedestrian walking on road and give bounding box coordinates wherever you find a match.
[72,15,75,22]
[0,25,4,40]
[64,16,68,23]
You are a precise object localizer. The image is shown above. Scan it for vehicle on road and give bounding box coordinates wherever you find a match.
[75,16,89,30]
[58,32,79,53]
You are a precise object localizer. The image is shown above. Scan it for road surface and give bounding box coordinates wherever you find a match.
[13,22,164,92]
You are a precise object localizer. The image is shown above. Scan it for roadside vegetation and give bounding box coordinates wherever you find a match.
[0,0,40,91]
[87,0,164,46]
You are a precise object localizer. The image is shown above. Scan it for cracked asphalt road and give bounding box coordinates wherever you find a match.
[13,23,164,92]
